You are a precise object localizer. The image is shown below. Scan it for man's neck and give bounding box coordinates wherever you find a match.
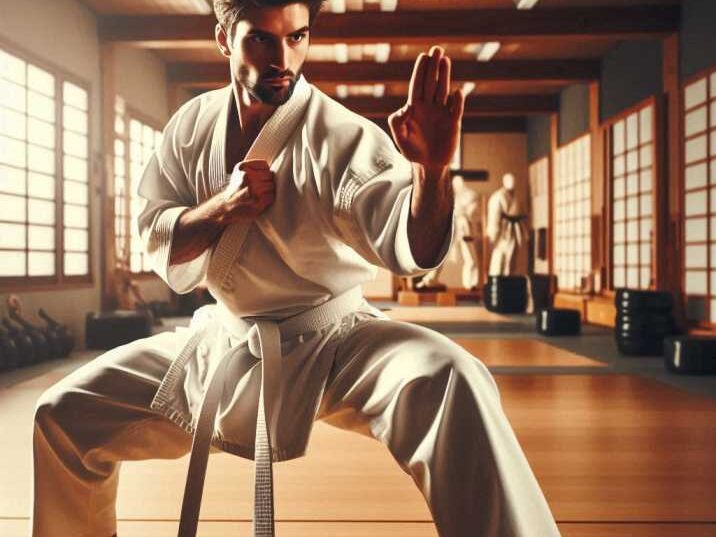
[233,83,278,141]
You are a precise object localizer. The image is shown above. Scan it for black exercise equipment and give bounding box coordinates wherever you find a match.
[0,324,20,370]
[85,310,153,350]
[2,318,37,366]
[10,309,60,360]
[530,274,557,311]
[663,336,716,375]
[614,288,675,357]
[615,288,673,313]
[484,276,528,314]
[536,308,581,336]
[38,308,75,358]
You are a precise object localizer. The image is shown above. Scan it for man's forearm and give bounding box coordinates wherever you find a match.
[407,162,454,268]
[168,194,228,266]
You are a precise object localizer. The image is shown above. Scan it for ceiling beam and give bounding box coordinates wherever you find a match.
[168,60,599,85]
[98,5,679,43]
[339,95,558,117]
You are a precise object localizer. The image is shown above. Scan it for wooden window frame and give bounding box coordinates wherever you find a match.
[0,38,93,292]
[681,65,716,328]
[603,96,659,292]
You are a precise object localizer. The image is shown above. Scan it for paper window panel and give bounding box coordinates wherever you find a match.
[0,135,27,168]
[685,106,708,137]
[63,82,88,111]
[685,217,708,242]
[63,130,88,159]
[0,251,25,276]
[640,242,651,263]
[0,79,26,113]
[63,106,87,135]
[712,187,716,213]
[685,79,707,109]
[626,173,639,195]
[28,252,54,276]
[64,204,88,228]
[64,155,87,182]
[711,299,716,322]
[0,50,26,84]
[0,222,25,248]
[64,228,88,252]
[685,270,708,294]
[626,113,639,150]
[640,107,653,143]
[641,267,651,288]
[114,115,125,136]
[28,225,54,250]
[28,118,55,149]
[711,101,716,127]
[711,130,716,157]
[0,193,25,222]
[711,216,716,239]
[685,190,708,216]
[130,253,142,273]
[28,198,55,225]
[64,252,88,276]
[28,172,55,200]
[686,162,708,190]
[28,145,55,175]
[27,91,55,123]
[686,244,708,268]
[63,181,87,205]
[712,159,716,185]
[613,120,625,154]
[0,165,26,195]
[685,135,707,164]
[0,106,27,139]
[27,66,54,97]
[640,144,653,168]
[626,150,638,172]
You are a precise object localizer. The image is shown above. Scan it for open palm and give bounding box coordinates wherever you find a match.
[388,46,465,170]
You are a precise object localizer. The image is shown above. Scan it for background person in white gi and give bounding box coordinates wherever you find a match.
[30,2,561,536]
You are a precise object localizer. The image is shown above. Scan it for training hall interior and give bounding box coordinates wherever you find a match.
[1,0,715,536]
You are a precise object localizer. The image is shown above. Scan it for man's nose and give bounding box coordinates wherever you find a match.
[269,42,289,71]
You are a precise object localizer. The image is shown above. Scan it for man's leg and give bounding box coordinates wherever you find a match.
[317,318,561,537]
[30,331,194,537]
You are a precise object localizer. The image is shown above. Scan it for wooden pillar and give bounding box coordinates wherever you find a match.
[548,113,558,277]
[100,42,118,311]
[663,33,684,324]
[589,81,606,292]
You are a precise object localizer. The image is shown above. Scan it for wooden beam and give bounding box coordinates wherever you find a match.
[338,94,558,117]
[98,6,679,43]
[168,60,600,85]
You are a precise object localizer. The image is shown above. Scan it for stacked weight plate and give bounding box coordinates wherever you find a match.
[663,336,716,375]
[85,310,153,350]
[484,276,528,314]
[614,288,674,356]
[536,308,581,336]
[530,274,557,311]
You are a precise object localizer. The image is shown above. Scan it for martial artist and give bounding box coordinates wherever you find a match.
[30,1,561,536]
[487,173,526,276]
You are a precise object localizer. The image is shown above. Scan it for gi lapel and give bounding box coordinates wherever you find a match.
[206,75,312,293]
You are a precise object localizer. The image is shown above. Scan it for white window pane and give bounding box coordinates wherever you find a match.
[626,150,638,172]
[63,180,87,205]
[685,217,708,242]
[129,119,141,141]
[114,115,125,136]
[712,244,716,266]
[63,106,88,134]
[685,270,708,294]
[614,222,625,243]
[0,79,26,113]
[64,228,88,252]
[27,144,55,174]
[685,135,707,164]
[626,112,639,150]
[0,165,26,195]
[685,106,707,137]
[640,217,653,241]
[28,225,54,250]
[0,251,25,276]
[0,222,25,248]
[627,220,639,242]
[711,101,716,129]
[614,199,625,221]
[64,252,88,275]
[28,172,55,200]
[64,155,88,182]
[627,267,639,287]
[712,216,716,240]
[686,163,708,190]
[63,82,88,111]
[627,196,639,218]
[685,244,708,268]
[640,143,653,169]
[0,135,26,168]
[614,176,625,199]
[28,251,54,276]
[685,190,707,216]
[0,50,26,84]
[114,139,125,157]
[28,198,55,224]
[712,159,716,186]
[0,106,27,139]
[711,130,716,157]
[640,169,652,193]
[130,253,142,272]
[64,204,88,228]
[0,193,25,222]
[640,106,653,143]
[129,141,142,164]
[685,78,707,109]
[28,117,55,149]
[143,125,154,148]
[27,91,54,122]
[626,173,639,195]
[613,120,625,154]
[640,267,651,289]
[711,299,716,323]
[614,269,625,288]
[640,242,651,264]
[114,156,125,177]
[711,187,716,213]
[614,244,625,265]
[614,155,625,176]
[63,130,87,158]
[27,65,54,97]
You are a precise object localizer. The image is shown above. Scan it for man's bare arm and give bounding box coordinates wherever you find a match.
[168,159,276,266]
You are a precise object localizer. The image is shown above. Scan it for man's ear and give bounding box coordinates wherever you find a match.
[215,23,231,58]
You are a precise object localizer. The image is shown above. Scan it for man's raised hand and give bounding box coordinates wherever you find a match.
[388,46,465,172]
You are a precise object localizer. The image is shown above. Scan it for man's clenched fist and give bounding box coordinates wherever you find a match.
[222,159,276,224]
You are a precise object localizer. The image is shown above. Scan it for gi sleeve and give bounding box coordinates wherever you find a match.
[332,125,455,277]
[135,101,210,294]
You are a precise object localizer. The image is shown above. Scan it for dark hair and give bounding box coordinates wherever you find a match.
[214,0,325,35]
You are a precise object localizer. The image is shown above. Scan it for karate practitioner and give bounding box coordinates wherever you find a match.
[30,2,561,536]
[487,173,526,276]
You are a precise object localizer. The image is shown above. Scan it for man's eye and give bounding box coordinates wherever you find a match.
[250,35,268,43]
[289,33,306,43]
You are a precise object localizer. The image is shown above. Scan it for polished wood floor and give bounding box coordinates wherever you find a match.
[1,307,715,537]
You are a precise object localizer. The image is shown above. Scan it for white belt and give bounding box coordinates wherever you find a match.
[177,285,364,537]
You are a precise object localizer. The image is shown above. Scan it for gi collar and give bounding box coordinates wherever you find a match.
[208,75,313,196]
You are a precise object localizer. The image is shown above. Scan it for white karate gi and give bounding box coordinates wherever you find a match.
[30,76,561,537]
[487,187,524,277]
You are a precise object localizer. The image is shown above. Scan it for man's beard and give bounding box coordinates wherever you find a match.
[239,66,300,105]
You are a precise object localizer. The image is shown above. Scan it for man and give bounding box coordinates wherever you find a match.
[30,2,561,536]
[487,173,526,276]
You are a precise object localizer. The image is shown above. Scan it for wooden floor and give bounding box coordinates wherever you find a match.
[1,306,715,537]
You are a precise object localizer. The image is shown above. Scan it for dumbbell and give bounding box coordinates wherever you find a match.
[2,318,36,367]
[9,310,53,361]
[0,324,20,370]
[38,309,75,358]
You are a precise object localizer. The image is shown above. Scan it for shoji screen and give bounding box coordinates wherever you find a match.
[683,70,716,323]
[610,102,655,290]
[554,134,591,291]
[529,157,549,275]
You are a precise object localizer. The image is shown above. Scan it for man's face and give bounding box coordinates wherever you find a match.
[217,3,311,105]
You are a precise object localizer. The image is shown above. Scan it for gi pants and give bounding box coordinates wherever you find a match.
[30,313,561,537]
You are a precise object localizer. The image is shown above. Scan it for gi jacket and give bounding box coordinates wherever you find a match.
[135,75,454,461]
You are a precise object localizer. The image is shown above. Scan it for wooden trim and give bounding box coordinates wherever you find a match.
[98,7,680,42]
[167,60,601,87]
[548,114,558,277]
